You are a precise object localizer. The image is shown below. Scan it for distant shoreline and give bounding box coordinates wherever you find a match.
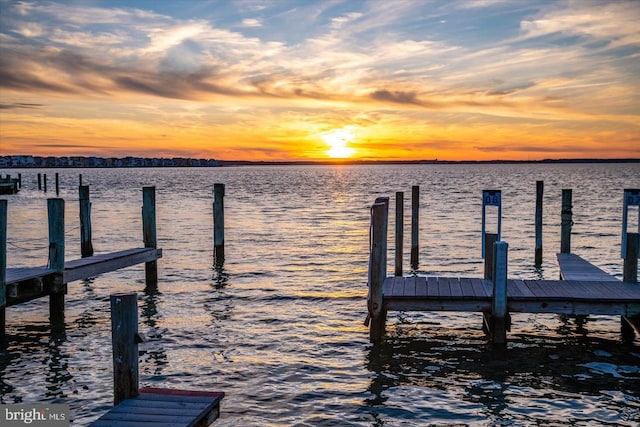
[1,157,638,168]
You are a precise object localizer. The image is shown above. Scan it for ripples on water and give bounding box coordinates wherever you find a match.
[1,163,639,425]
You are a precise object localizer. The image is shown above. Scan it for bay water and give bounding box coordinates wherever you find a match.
[1,163,639,425]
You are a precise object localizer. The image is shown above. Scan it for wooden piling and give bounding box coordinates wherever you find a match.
[47,198,65,327]
[535,180,543,266]
[38,173,42,190]
[43,173,47,192]
[142,187,157,288]
[484,233,498,280]
[395,191,403,276]
[17,173,21,189]
[560,189,572,254]
[1,200,7,339]
[79,174,83,186]
[490,241,509,344]
[55,172,60,196]
[624,232,638,283]
[110,292,140,405]
[410,185,419,270]
[79,185,94,257]
[213,183,225,266]
[368,197,389,342]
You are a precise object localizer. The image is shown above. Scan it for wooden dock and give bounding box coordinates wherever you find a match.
[89,388,224,427]
[5,247,162,306]
[366,192,640,344]
[1,187,162,337]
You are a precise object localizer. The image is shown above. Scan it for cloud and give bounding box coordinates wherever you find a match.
[241,18,262,27]
[0,102,45,109]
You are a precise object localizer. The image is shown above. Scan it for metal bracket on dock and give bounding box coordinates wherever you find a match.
[622,189,640,259]
[482,190,502,258]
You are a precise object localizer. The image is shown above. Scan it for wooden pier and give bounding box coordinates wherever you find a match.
[1,187,162,338]
[89,293,224,427]
[366,189,640,344]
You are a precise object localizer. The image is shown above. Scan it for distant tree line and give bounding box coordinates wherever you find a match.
[0,155,220,168]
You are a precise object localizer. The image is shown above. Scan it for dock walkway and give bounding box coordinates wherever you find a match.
[89,387,224,427]
[5,247,162,307]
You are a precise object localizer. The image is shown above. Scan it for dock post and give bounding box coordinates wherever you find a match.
[48,198,66,328]
[79,174,83,186]
[483,233,498,280]
[110,292,140,405]
[55,173,60,196]
[395,192,403,276]
[490,241,509,345]
[624,233,638,283]
[368,197,389,342]
[535,181,543,266]
[560,189,572,254]
[38,173,42,190]
[142,187,157,288]
[43,173,47,192]
[17,173,22,189]
[79,185,94,257]
[213,183,225,266]
[410,185,419,271]
[1,200,7,340]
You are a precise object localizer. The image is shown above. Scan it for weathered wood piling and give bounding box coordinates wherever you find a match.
[48,198,66,327]
[410,185,419,270]
[535,180,543,266]
[560,189,572,254]
[142,187,158,288]
[79,185,94,258]
[368,197,389,342]
[395,191,403,276]
[0,200,6,339]
[213,183,225,266]
[111,292,140,405]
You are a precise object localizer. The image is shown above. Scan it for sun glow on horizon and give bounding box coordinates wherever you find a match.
[322,128,357,158]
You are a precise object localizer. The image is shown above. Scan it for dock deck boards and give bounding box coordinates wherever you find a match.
[383,276,640,316]
[89,387,224,427]
[4,247,162,307]
[556,253,618,282]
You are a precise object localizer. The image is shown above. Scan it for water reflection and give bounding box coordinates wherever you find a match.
[140,287,167,376]
[365,332,640,424]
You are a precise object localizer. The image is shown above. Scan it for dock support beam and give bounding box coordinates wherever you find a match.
[395,192,403,276]
[48,198,66,328]
[368,197,389,342]
[410,186,419,271]
[1,200,7,341]
[535,181,543,266]
[142,187,157,289]
[561,189,572,254]
[110,292,140,405]
[488,241,509,345]
[213,183,225,266]
[79,185,94,258]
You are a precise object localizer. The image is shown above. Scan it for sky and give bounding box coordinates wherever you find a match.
[0,0,639,161]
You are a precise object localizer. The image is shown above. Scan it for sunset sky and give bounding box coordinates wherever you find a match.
[1,0,639,161]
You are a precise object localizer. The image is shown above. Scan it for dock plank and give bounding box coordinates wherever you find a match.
[404,276,416,297]
[427,277,438,298]
[415,276,427,297]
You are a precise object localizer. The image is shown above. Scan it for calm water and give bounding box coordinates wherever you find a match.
[1,163,639,426]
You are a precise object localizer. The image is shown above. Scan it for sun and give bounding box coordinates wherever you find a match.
[321,128,356,158]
